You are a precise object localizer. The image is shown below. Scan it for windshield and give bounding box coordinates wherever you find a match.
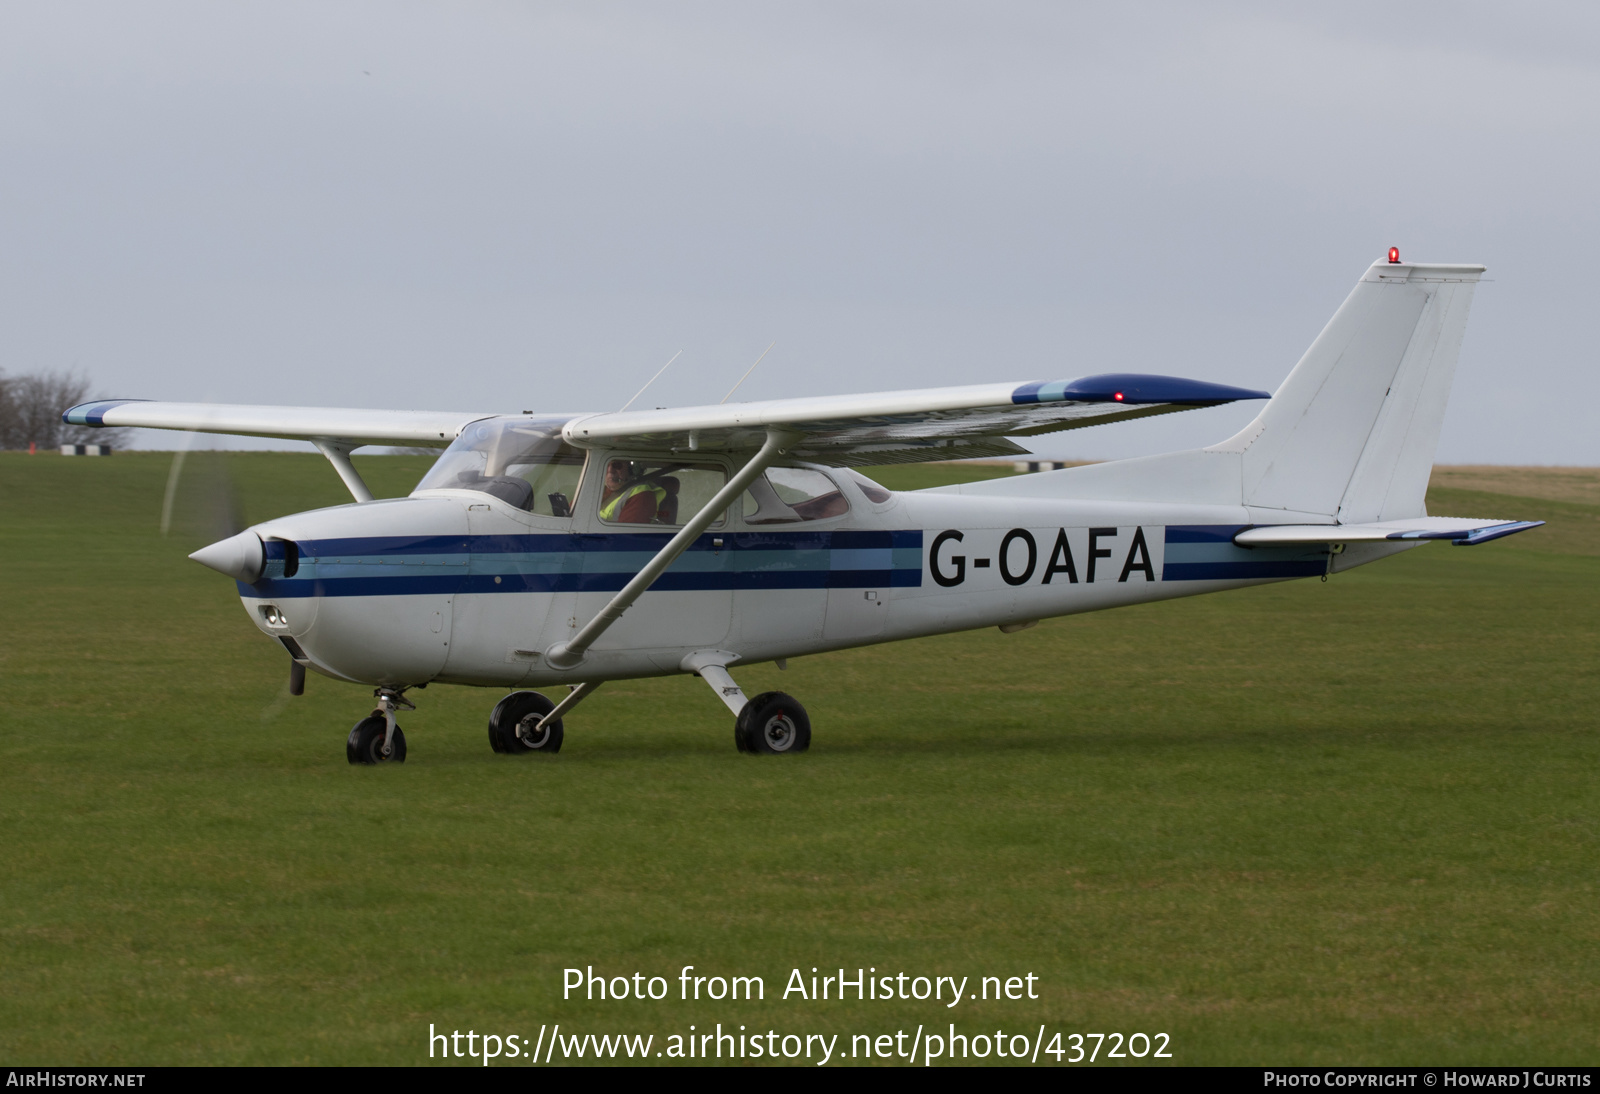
[413,416,586,516]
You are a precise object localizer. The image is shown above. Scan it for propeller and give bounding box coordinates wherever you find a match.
[162,443,246,543]
[164,445,303,695]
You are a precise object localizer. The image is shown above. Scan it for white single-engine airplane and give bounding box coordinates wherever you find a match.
[67,253,1540,764]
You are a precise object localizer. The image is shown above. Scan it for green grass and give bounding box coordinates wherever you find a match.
[1,452,1596,1065]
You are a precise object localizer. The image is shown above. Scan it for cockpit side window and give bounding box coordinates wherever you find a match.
[413,417,587,516]
[598,459,728,526]
[742,466,851,524]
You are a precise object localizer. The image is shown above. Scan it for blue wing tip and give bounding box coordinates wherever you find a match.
[1013,374,1271,406]
[61,399,143,427]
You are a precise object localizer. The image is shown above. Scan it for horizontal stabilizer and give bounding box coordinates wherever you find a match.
[1235,518,1544,548]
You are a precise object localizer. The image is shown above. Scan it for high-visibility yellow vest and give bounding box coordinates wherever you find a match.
[599,482,667,522]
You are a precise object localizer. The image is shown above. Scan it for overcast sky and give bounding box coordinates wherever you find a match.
[2,2,1596,462]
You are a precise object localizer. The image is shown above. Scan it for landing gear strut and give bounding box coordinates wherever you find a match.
[347,687,412,765]
[682,651,811,755]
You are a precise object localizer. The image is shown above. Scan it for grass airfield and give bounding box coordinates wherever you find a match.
[1,451,1596,1066]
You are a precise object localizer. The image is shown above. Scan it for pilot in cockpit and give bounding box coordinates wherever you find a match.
[599,459,666,524]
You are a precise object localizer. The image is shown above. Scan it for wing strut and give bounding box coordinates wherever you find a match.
[312,439,374,503]
[543,429,800,670]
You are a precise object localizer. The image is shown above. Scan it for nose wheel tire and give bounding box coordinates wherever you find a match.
[489,691,565,754]
[735,691,811,754]
[347,714,407,765]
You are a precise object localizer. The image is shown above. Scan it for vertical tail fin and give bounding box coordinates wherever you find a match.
[1212,258,1484,520]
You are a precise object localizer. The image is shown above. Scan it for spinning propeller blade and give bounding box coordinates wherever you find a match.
[162,448,247,542]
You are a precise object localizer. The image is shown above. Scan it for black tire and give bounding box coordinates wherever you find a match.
[736,691,810,755]
[346,714,407,765]
[488,691,565,754]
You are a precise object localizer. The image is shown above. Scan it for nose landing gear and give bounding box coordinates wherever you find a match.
[347,687,413,765]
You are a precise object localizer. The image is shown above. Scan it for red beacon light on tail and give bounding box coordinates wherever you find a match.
[1388,247,1401,264]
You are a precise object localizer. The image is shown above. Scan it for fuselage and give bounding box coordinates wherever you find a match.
[233,451,1410,689]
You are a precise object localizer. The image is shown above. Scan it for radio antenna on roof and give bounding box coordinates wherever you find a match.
[720,342,776,404]
[619,349,683,412]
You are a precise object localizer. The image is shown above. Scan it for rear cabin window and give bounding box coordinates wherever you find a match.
[742,467,850,524]
[598,459,728,526]
[840,468,893,504]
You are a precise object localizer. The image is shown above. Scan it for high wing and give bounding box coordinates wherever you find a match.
[66,372,1268,466]
[63,400,496,447]
[561,373,1269,466]
[1236,518,1545,548]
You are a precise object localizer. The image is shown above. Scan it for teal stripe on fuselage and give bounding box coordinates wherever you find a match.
[289,546,916,578]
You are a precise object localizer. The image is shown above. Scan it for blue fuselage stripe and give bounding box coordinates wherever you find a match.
[1162,525,1328,581]
[241,529,926,598]
[1163,560,1326,580]
[236,525,1328,597]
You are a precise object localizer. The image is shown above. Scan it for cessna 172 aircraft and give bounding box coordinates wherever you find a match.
[66,253,1539,764]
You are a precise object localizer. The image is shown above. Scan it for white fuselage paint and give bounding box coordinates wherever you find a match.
[235,463,1414,690]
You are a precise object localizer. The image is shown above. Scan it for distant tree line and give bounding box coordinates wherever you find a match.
[0,370,130,450]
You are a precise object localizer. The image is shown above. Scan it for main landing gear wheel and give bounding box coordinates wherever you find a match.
[347,714,407,765]
[735,691,810,755]
[488,691,565,755]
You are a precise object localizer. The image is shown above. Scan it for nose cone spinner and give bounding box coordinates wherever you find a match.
[189,530,266,584]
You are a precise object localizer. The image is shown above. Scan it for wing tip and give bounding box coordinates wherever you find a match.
[61,399,146,426]
[1013,374,1271,406]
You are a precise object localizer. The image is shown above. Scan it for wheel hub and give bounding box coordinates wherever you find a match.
[762,713,795,751]
[517,715,548,748]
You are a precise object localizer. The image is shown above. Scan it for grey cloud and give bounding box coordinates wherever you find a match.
[0,1,1593,462]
